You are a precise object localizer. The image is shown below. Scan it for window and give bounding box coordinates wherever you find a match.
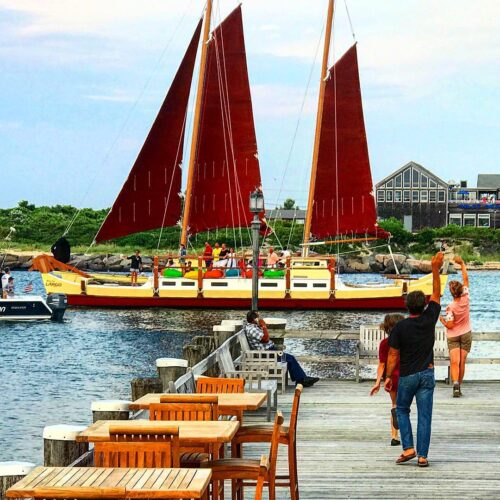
[386,191,393,202]
[429,179,437,188]
[377,190,385,202]
[438,190,446,202]
[412,169,419,187]
[394,191,402,202]
[386,179,393,188]
[449,214,462,226]
[429,191,437,202]
[463,214,476,227]
[403,190,410,202]
[449,190,457,201]
[420,191,428,202]
[478,214,491,227]
[403,169,411,187]
[412,191,419,202]
[395,174,402,188]
[420,174,428,187]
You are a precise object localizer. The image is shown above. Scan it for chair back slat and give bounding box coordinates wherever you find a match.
[94,438,180,468]
[151,396,218,421]
[268,411,284,484]
[196,376,244,394]
[288,384,303,443]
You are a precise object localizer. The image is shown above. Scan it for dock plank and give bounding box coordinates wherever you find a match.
[241,380,500,498]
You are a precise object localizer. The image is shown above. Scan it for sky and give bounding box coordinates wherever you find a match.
[0,0,499,210]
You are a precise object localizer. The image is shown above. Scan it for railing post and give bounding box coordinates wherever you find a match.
[329,257,336,297]
[130,377,163,402]
[91,400,131,423]
[153,255,159,297]
[197,257,203,297]
[0,462,36,500]
[285,256,291,299]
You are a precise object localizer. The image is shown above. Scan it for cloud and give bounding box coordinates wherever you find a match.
[84,90,136,103]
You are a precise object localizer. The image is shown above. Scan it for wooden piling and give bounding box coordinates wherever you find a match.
[130,377,163,401]
[91,400,130,423]
[43,425,89,467]
[0,462,35,500]
[156,358,188,392]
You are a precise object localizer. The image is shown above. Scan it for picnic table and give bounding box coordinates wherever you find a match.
[130,392,267,422]
[7,466,211,499]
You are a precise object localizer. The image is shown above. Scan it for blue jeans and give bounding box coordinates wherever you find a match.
[396,368,435,458]
[278,352,306,382]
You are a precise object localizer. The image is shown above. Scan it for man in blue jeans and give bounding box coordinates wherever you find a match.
[384,251,444,467]
[243,310,319,387]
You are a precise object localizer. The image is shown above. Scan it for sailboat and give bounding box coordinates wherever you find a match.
[33,0,447,309]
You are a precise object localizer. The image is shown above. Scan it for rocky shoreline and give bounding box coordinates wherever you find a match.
[0,251,478,274]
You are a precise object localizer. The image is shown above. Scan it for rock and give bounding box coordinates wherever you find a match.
[369,261,384,273]
[406,259,431,274]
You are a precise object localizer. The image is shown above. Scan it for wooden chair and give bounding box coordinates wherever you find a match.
[231,384,303,500]
[197,377,245,394]
[94,423,180,468]
[201,411,284,500]
[152,394,219,421]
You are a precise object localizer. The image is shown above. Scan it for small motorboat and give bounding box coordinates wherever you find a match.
[0,293,67,321]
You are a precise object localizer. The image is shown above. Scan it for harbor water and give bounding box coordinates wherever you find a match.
[1,270,498,462]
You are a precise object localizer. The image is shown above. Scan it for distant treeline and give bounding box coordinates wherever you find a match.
[0,201,498,258]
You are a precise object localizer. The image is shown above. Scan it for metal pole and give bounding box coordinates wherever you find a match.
[251,214,260,311]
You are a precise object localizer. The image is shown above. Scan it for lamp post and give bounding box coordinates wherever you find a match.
[249,189,264,311]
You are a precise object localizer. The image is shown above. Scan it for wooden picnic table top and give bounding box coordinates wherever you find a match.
[77,419,240,444]
[129,392,268,412]
[7,466,211,499]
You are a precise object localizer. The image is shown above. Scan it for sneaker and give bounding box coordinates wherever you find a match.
[453,383,460,398]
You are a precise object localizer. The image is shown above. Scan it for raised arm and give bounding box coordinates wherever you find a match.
[454,255,469,288]
[258,318,270,342]
[430,251,444,304]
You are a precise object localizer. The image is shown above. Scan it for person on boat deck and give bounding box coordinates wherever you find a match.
[166,259,175,268]
[3,276,14,298]
[184,261,193,274]
[1,267,11,291]
[179,244,187,265]
[218,243,229,260]
[244,310,319,388]
[213,256,228,269]
[226,248,237,269]
[213,242,221,261]
[439,255,472,398]
[384,251,444,468]
[203,242,213,268]
[266,247,280,268]
[281,246,291,261]
[128,250,142,286]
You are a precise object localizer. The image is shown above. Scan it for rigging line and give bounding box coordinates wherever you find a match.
[286,209,297,249]
[267,20,325,231]
[157,109,189,251]
[343,0,356,41]
[215,5,246,250]
[64,0,196,240]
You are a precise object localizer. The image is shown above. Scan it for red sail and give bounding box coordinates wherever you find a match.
[311,44,388,239]
[187,6,262,235]
[95,20,202,242]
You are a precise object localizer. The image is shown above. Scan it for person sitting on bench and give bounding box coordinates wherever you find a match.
[244,310,319,388]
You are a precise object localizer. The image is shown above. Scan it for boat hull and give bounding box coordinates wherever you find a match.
[66,294,410,310]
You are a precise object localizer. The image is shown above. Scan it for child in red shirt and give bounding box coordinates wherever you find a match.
[370,313,404,446]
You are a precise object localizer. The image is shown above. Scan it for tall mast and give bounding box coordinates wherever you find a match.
[302,0,335,256]
[180,0,213,247]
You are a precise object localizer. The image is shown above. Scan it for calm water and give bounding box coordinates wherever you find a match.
[1,271,498,462]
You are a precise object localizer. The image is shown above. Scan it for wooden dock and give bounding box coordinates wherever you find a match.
[244,380,500,498]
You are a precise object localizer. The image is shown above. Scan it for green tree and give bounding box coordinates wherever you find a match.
[282,198,296,210]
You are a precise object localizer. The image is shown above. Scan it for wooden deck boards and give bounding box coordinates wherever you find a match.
[243,380,500,498]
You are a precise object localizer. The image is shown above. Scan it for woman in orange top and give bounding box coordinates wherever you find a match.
[370,313,404,446]
[439,256,472,397]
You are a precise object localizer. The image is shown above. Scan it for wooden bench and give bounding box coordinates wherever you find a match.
[238,330,289,394]
[356,324,499,383]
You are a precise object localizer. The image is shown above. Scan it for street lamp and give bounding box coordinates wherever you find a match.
[249,189,264,311]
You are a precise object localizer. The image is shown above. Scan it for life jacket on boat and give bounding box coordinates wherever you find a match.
[162,268,182,278]
[184,270,199,280]
[204,269,224,279]
[263,269,285,279]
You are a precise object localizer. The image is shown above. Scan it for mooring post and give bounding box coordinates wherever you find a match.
[213,324,239,348]
[156,358,188,392]
[91,400,131,423]
[263,317,287,350]
[130,377,163,402]
[0,462,36,500]
[43,425,89,467]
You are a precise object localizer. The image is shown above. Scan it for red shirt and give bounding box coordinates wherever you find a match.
[379,337,400,379]
[203,244,213,257]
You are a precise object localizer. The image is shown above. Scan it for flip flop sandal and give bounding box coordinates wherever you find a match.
[391,408,399,430]
[396,452,416,464]
[418,458,429,467]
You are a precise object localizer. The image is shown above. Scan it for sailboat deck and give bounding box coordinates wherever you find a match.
[243,380,500,498]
